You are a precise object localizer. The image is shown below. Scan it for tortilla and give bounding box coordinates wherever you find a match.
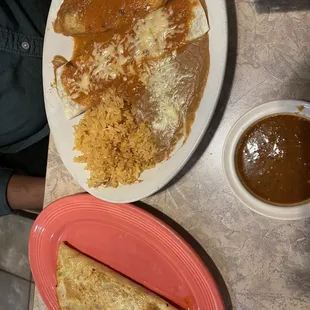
[54,0,168,36]
[56,243,178,310]
[189,0,210,40]
[55,64,87,119]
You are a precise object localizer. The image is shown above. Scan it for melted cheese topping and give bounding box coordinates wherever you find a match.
[130,7,177,61]
[144,55,189,139]
[76,73,91,94]
[63,6,187,93]
[90,7,178,81]
[92,40,129,80]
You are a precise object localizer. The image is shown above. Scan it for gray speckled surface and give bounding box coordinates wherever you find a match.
[33,1,310,309]
[0,215,33,280]
[0,270,30,310]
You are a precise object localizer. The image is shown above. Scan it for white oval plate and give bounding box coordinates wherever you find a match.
[43,0,228,202]
[223,100,310,220]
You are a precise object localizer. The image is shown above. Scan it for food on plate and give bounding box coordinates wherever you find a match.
[56,0,209,112]
[56,243,178,310]
[73,90,157,188]
[54,0,168,36]
[53,0,210,188]
[235,114,310,205]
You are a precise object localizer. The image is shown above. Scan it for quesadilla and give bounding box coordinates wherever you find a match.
[56,243,178,310]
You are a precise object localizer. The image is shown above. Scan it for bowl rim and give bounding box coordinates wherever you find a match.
[222,99,310,220]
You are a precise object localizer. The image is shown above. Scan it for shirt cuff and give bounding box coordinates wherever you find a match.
[0,168,14,216]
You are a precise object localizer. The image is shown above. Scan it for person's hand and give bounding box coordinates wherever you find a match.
[7,175,45,210]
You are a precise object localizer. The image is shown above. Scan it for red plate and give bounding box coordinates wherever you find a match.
[29,194,224,310]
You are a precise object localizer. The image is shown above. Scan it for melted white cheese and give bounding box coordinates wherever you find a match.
[91,41,129,80]
[145,56,188,137]
[76,73,90,94]
[131,8,175,61]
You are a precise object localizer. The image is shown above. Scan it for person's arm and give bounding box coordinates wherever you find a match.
[0,168,45,214]
[7,175,45,210]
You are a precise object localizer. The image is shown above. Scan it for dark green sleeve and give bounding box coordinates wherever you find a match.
[0,1,51,152]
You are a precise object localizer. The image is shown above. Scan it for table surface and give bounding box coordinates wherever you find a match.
[33,1,310,309]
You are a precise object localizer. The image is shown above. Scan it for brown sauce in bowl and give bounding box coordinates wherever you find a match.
[235,114,310,205]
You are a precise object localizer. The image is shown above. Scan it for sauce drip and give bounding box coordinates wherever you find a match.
[235,114,310,205]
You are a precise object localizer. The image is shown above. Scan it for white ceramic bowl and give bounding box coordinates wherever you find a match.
[223,100,310,220]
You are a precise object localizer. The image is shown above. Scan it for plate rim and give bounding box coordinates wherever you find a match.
[43,0,228,203]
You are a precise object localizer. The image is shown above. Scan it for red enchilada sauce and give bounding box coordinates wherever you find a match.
[235,114,310,205]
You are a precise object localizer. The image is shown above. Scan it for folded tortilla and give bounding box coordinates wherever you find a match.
[55,64,87,119]
[189,0,210,40]
[54,0,168,36]
[56,243,178,310]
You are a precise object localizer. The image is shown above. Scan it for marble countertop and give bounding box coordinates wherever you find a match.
[33,1,310,309]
